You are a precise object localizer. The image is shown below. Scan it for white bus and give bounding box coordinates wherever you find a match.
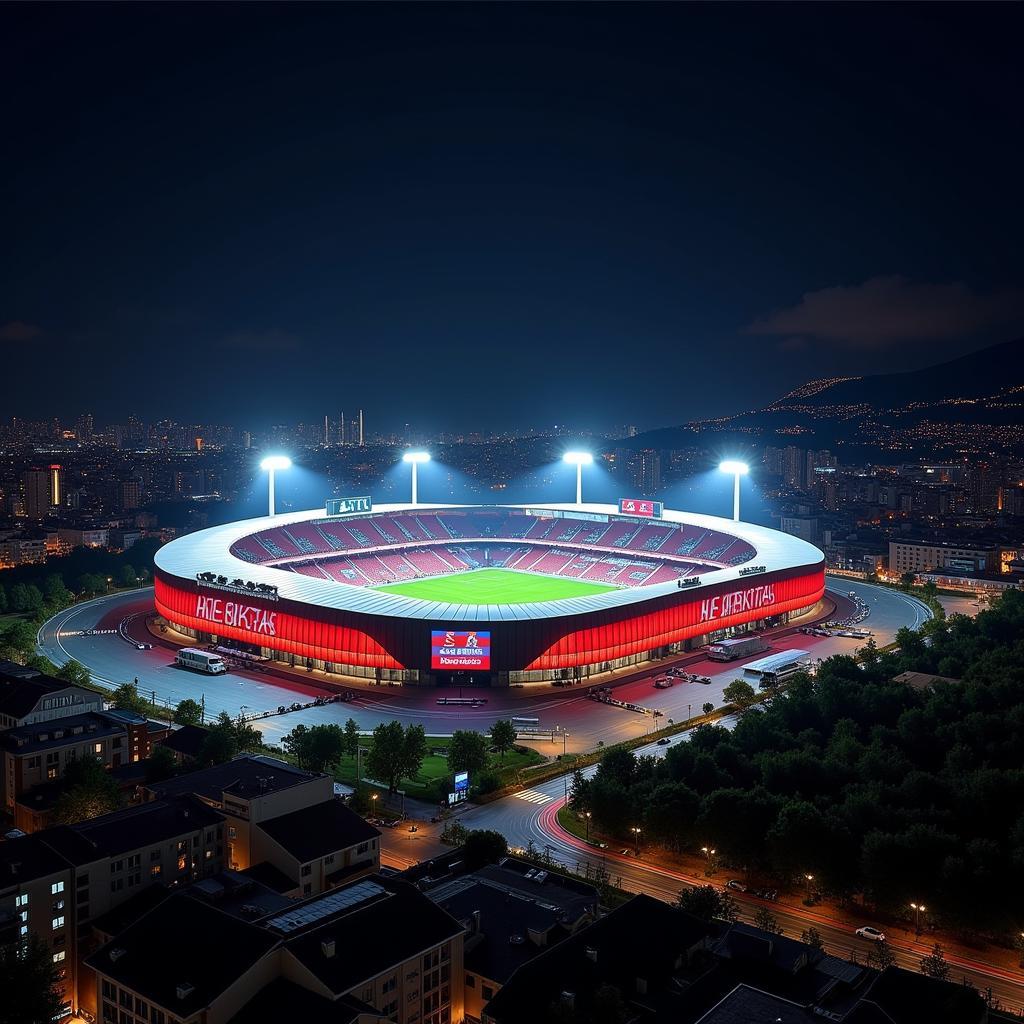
[176,647,227,674]
[511,715,540,725]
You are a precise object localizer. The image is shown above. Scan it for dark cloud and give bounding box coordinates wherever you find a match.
[747,276,1024,349]
[0,320,43,343]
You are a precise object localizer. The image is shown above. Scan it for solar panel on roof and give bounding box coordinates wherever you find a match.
[264,880,389,934]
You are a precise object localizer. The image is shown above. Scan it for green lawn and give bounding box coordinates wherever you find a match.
[373,567,618,604]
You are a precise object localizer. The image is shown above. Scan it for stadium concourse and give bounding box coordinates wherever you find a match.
[36,579,931,753]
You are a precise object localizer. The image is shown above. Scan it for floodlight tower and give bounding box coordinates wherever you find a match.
[402,451,431,505]
[259,456,292,517]
[563,451,594,505]
[719,460,749,521]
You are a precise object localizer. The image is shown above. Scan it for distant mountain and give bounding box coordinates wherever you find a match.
[624,337,1024,458]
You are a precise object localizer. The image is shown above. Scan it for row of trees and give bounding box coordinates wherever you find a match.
[572,590,1024,936]
[278,719,521,792]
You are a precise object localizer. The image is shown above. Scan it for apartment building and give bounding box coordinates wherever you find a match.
[0,662,105,731]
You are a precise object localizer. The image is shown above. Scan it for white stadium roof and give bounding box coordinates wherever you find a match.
[154,503,824,623]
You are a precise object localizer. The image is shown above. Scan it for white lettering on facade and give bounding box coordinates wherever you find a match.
[699,583,776,623]
[195,595,278,636]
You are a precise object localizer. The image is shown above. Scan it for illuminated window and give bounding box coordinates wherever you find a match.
[15,894,28,908]
[52,916,65,930]
[52,951,66,963]
[50,881,65,895]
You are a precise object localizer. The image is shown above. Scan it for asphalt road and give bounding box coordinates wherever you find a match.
[36,579,930,749]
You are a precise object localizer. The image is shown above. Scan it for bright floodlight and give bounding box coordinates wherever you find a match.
[402,451,430,504]
[563,451,594,504]
[563,451,594,466]
[259,455,292,516]
[719,460,749,521]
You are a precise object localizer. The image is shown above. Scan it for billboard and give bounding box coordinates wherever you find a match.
[449,770,470,805]
[618,498,663,519]
[326,495,372,516]
[431,629,491,670]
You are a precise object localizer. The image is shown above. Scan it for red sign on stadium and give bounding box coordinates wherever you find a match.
[431,630,491,670]
[618,498,663,519]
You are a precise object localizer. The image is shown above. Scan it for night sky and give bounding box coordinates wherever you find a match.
[2,4,1022,433]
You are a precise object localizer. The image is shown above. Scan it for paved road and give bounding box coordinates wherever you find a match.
[452,732,1024,1015]
[36,580,929,749]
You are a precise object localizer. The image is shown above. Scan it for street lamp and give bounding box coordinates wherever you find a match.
[910,901,927,935]
[585,811,591,842]
[260,455,292,516]
[718,460,749,522]
[563,451,593,505]
[402,451,431,505]
[631,826,642,856]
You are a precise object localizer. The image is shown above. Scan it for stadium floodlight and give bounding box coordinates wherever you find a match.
[718,460,749,521]
[402,451,431,505]
[563,451,594,505]
[259,455,292,517]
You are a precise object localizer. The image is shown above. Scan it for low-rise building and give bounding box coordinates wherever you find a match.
[88,874,464,1024]
[0,663,105,731]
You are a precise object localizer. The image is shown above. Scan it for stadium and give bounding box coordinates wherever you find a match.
[152,499,826,686]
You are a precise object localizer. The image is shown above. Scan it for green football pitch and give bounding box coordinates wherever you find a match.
[372,568,618,604]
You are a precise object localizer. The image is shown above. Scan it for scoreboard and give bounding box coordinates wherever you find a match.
[618,498,663,519]
[431,629,491,669]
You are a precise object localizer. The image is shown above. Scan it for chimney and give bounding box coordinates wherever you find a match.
[321,939,336,959]
[176,983,195,1001]
[471,910,481,934]
[585,946,598,963]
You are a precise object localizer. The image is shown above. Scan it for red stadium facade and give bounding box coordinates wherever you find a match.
[153,503,826,685]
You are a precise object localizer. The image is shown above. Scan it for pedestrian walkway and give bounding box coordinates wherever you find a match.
[515,789,554,804]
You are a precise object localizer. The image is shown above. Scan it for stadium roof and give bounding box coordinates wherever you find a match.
[154,503,824,623]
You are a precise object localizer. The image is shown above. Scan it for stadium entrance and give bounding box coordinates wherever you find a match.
[433,670,493,688]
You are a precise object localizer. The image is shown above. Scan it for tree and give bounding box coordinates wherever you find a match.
[676,885,738,923]
[0,620,37,660]
[754,906,783,935]
[52,756,121,824]
[0,935,63,1024]
[919,943,950,981]
[365,721,427,793]
[568,767,590,812]
[702,702,714,716]
[9,582,30,613]
[111,681,150,714]
[0,583,7,614]
[867,940,896,971]
[448,730,489,774]
[119,564,138,587]
[282,723,346,772]
[56,659,91,689]
[145,744,177,783]
[463,829,509,868]
[490,719,518,761]
[173,698,205,726]
[801,927,825,953]
[343,717,361,757]
[723,679,757,709]
[198,712,264,766]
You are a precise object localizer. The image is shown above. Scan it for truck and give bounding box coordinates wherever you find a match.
[175,647,228,674]
[705,635,770,662]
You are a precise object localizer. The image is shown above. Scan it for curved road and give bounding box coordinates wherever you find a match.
[37,580,928,747]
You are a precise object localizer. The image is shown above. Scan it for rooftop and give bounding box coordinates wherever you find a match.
[695,984,809,1024]
[148,753,319,803]
[0,832,70,885]
[87,892,279,1018]
[41,794,222,864]
[283,876,464,995]
[227,978,362,1024]
[257,797,379,863]
[0,710,124,755]
[0,667,100,720]
[159,723,210,758]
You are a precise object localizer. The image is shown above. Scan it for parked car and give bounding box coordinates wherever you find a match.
[855,926,886,942]
[726,879,747,892]
[656,737,671,746]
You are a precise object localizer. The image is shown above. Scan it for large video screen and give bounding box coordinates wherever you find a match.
[431,629,491,670]
[618,498,663,519]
